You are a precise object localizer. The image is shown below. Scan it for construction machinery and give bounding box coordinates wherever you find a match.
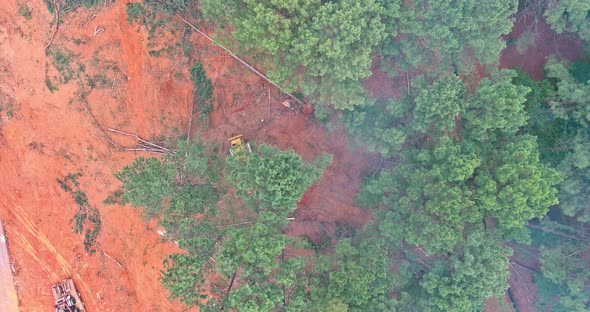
[228,134,252,157]
[52,279,85,312]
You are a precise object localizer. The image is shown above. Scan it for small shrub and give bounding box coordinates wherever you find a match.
[103,189,123,205]
[189,62,214,120]
[47,48,76,84]
[515,30,536,55]
[126,2,147,24]
[18,3,32,20]
[74,190,89,206]
[45,77,59,92]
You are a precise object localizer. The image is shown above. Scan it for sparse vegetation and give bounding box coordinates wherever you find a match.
[126,2,147,24]
[57,173,101,253]
[43,0,109,14]
[0,97,16,122]
[46,47,75,84]
[189,62,214,121]
[13,0,590,310]
[17,2,32,20]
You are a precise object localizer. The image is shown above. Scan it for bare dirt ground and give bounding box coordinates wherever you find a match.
[0,0,377,311]
[507,246,542,312]
[500,11,584,79]
[1,1,584,311]
[0,1,191,310]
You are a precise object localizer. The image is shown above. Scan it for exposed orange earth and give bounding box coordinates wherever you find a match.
[0,1,194,310]
[0,1,377,311]
[0,1,583,312]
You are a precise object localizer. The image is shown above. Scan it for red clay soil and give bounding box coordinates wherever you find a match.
[0,1,191,311]
[0,1,379,311]
[485,295,516,312]
[364,58,406,100]
[5,2,577,312]
[499,11,585,80]
[507,245,543,312]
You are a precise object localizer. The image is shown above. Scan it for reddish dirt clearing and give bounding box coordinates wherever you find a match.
[1,1,190,311]
[500,12,584,79]
[1,1,583,311]
[0,0,377,311]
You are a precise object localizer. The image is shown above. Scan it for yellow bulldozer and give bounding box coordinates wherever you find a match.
[228,134,252,157]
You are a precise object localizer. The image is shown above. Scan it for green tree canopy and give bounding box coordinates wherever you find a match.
[531,219,590,311]
[115,157,176,218]
[411,74,466,134]
[544,0,590,41]
[372,137,481,253]
[201,0,386,110]
[556,132,590,222]
[397,230,512,312]
[473,135,561,230]
[519,59,590,222]
[545,58,590,127]
[311,232,395,311]
[342,97,412,158]
[463,69,530,142]
[227,144,330,214]
[116,141,331,310]
[379,0,517,74]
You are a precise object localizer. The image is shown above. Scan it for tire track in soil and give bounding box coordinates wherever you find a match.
[0,188,98,309]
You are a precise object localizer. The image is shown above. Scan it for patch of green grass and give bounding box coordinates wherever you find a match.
[149,46,172,57]
[126,2,148,25]
[46,47,76,84]
[18,3,32,20]
[44,0,104,14]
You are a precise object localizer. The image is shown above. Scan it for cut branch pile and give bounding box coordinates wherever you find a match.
[107,128,173,155]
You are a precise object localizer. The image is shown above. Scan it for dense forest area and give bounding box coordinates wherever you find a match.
[107,0,590,311]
